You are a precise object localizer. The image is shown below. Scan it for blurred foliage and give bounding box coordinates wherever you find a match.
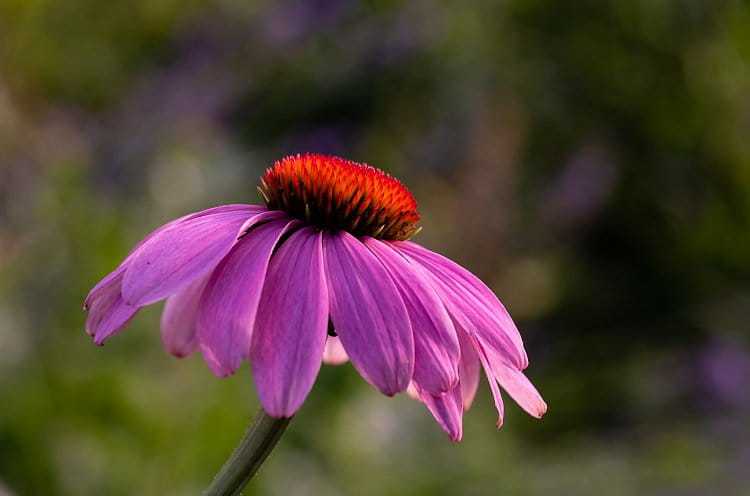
[1,0,749,494]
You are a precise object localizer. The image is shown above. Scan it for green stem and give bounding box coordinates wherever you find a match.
[204,409,292,496]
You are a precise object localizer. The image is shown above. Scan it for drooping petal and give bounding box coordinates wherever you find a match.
[84,204,261,309]
[323,336,349,365]
[493,363,547,419]
[84,265,127,311]
[457,329,481,411]
[251,228,328,417]
[85,271,122,336]
[92,300,139,346]
[413,382,463,442]
[394,241,528,370]
[323,231,414,396]
[197,218,299,376]
[122,208,278,307]
[364,238,459,395]
[470,334,505,427]
[160,274,210,358]
[85,272,139,345]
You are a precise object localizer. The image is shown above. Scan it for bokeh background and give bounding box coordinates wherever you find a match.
[1,0,749,494]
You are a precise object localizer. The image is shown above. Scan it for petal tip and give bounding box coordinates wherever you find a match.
[379,379,410,397]
[199,340,243,377]
[201,353,236,378]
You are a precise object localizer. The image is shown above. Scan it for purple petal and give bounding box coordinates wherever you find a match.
[85,219,185,309]
[364,238,459,395]
[122,208,278,307]
[457,329,481,411]
[92,300,139,346]
[160,274,210,358]
[84,204,261,309]
[394,241,528,370]
[84,265,127,311]
[471,335,505,427]
[478,340,547,418]
[323,231,414,396]
[85,271,139,345]
[494,364,548,418]
[84,270,122,335]
[413,382,463,442]
[323,336,349,365]
[197,218,299,377]
[183,204,264,220]
[251,228,328,417]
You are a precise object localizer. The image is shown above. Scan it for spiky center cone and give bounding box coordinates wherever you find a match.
[259,154,421,241]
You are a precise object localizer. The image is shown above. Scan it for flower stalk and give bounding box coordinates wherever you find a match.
[204,409,291,496]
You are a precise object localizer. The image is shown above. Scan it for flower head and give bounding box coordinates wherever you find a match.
[84,153,546,441]
[259,154,421,240]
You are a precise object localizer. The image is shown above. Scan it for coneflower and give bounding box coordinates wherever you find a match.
[84,154,546,493]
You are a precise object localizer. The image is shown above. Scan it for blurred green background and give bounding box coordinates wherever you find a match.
[1,0,749,494]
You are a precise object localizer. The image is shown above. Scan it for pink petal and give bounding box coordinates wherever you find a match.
[197,218,299,377]
[85,271,122,336]
[160,274,210,358]
[85,272,139,345]
[364,238,459,395]
[84,265,128,311]
[92,300,139,346]
[84,204,260,309]
[122,208,276,307]
[184,204,264,220]
[251,228,328,417]
[493,364,547,419]
[323,336,349,365]
[323,231,414,396]
[413,382,463,442]
[457,329,481,411]
[471,334,505,427]
[394,241,528,370]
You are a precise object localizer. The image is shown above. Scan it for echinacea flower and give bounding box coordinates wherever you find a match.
[84,154,546,441]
